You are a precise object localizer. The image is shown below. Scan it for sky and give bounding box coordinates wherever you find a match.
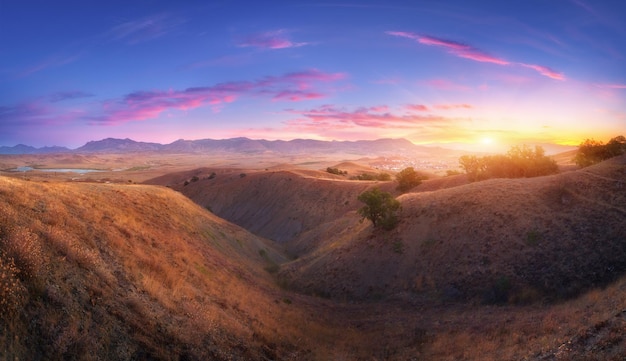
[1,0,625,150]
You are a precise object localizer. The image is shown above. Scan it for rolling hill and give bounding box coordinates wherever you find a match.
[281,155,626,302]
[146,165,397,255]
[153,155,626,305]
[2,153,625,360]
[0,176,352,360]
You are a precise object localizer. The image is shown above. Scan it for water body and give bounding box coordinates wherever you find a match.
[12,166,106,174]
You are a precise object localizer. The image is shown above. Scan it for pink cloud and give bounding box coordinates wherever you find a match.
[424,79,472,91]
[434,103,473,110]
[91,69,345,125]
[388,31,565,81]
[367,105,389,112]
[273,90,325,101]
[387,31,509,65]
[285,105,447,130]
[519,63,565,80]
[406,104,429,112]
[238,30,309,49]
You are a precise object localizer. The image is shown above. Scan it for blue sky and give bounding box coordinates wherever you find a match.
[1,0,624,150]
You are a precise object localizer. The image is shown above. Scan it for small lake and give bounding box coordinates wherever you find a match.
[12,166,106,174]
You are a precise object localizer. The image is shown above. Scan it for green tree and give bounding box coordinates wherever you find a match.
[606,135,626,157]
[574,136,625,168]
[395,167,423,193]
[574,139,606,167]
[357,187,401,230]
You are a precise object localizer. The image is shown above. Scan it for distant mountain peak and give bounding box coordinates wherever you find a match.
[1,136,454,156]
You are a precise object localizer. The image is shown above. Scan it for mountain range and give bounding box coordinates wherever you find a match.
[0,137,446,156]
[0,137,576,156]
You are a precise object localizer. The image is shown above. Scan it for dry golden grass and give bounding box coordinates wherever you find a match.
[0,176,368,360]
[279,155,626,305]
[1,153,625,360]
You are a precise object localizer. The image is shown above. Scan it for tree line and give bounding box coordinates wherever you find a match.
[459,144,558,181]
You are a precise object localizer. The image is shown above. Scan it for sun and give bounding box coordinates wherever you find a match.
[480,137,494,145]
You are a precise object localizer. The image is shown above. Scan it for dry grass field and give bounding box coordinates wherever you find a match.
[1,152,625,360]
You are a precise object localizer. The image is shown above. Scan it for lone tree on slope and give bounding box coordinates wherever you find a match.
[357,187,401,230]
[395,167,423,193]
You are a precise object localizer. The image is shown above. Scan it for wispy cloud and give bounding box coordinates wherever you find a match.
[387,31,509,65]
[406,104,429,112]
[19,53,82,77]
[107,13,184,45]
[48,91,94,103]
[388,31,565,80]
[595,83,626,89]
[272,90,325,101]
[519,63,565,80]
[434,103,473,110]
[90,69,346,125]
[238,29,309,49]
[285,104,447,130]
[423,79,473,92]
[0,100,84,126]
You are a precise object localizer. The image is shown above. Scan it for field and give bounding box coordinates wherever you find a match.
[1,151,625,360]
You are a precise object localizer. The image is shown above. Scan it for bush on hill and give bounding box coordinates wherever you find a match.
[395,167,425,193]
[357,187,401,230]
[574,135,626,167]
[459,145,558,181]
[326,167,348,175]
[350,172,391,181]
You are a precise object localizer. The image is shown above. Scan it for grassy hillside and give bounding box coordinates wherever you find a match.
[279,154,626,303]
[0,176,354,360]
[3,154,625,360]
[147,168,397,255]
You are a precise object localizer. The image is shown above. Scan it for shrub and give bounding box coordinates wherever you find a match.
[350,172,391,181]
[326,167,347,176]
[574,135,626,167]
[395,167,423,193]
[483,276,512,305]
[357,187,401,230]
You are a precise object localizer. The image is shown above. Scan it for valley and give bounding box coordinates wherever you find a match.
[0,148,624,360]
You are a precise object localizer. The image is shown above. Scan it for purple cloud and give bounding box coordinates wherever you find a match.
[0,101,84,126]
[285,104,446,130]
[91,69,346,125]
[238,30,309,49]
